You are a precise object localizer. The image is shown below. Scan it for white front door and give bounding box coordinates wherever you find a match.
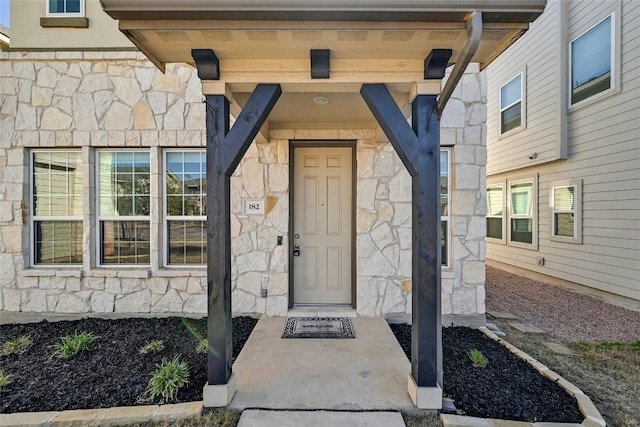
[293,146,353,305]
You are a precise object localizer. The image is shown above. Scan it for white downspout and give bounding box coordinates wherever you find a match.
[438,11,483,114]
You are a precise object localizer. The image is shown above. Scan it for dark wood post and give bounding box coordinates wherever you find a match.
[205,84,281,387]
[360,84,442,394]
[206,93,233,385]
[411,94,442,387]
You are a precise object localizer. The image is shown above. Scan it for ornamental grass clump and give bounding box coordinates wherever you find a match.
[195,339,208,355]
[0,370,12,389]
[139,340,165,355]
[2,335,32,355]
[146,356,190,402]
[468,348,489,368]
[53,331,96,358]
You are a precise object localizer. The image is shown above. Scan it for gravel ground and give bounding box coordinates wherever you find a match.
[485,265,640,343]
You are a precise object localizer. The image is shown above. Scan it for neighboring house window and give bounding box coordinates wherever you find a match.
[441,149,450,266]
[47,0,84,16]
[31,151,83,265]
[500,73,523,134]
[509,179,535,245]
[550,180,582,244]
[165,151,207,266]
[486,183,504,241]
[98,151,150,265]
[570,15,613,105]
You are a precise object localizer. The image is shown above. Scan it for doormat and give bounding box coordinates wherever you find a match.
[282,317,355,339]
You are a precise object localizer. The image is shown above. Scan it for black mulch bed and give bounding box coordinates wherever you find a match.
[1,317,584,423]
[0,316,257,413]
[389,323,584,423]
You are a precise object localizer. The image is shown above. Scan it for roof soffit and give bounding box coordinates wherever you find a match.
[99,1,545,133]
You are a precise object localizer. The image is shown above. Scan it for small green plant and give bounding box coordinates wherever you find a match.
[53,331,96,357]
[468,348,489,368]
[2,335,32,355]
[146,356,190,402]
[195,339,208,355]
[139,340,165,355]
[0,370,13,389]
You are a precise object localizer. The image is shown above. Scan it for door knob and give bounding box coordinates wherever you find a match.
[293,244,301,257]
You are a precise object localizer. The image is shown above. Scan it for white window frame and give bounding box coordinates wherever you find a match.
[499,70,526,135]
[46,0,85,17]
[486,182,506,243]
[550,179,582,244]
[569,11,620,109]
[163,149,207,268]
[440,148,451,268]
[96,150,151,267]
[507,176,537,249]
[30,150,84,266]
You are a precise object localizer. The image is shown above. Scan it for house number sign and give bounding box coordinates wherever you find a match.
[243,199,264,215]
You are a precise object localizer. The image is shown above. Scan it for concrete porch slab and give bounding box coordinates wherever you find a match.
[229,317,415,411]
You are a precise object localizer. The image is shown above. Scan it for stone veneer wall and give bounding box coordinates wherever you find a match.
[0,51,486,324]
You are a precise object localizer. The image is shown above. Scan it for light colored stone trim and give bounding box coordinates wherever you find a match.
[407,375,443,409]
[89,269,151,278]
[203,375,237,408]
[0,411,59,427]
[0,402,204,427]
[18,269,82,277]
[156,269,207,277]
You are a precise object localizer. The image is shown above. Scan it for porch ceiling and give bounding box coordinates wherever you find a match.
[101,0,546,135]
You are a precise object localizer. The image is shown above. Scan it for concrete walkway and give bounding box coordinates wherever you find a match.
[229,317,414,411]
[237,410,406,427]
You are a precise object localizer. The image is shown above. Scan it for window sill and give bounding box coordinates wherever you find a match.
[486,237,506,245]
[498,125,526,140]
[90,269,151,279]
[20,268,82,278]
[507,241,537,251]
[550,236,582,245]
[568,86,620,113]
[157,269,206,278]
[40,17,89,28]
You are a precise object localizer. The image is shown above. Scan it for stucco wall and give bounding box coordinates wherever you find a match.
[0,51,486,324]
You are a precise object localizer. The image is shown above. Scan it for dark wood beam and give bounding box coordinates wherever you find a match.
[361,84,442,393]
[192,49,220,80]
[310,49,330,79]
[424,49,452,79]
[205,84,281,387]
[360,84,418,176]
[223,84,282,174]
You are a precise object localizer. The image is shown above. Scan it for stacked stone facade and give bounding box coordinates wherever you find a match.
[0,51,486,324]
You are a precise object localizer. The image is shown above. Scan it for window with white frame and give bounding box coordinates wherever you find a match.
[98,151,150,265]
[509,179,535,245]
[440,149,450,266]
[486,183,504,241]
[31,151,83,265]
[500,73,523,134]
[165,151,207,266]
[47,0,84,16]
[551,180,582,243]
[571,14,613,105]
